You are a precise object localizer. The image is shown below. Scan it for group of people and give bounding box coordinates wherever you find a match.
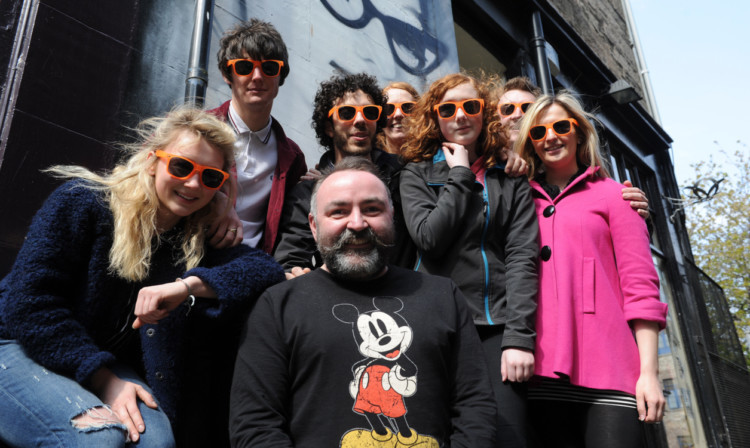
[0,17,667,448]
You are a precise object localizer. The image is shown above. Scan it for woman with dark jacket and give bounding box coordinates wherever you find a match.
[0,108,284,447]
[399,73,539,447]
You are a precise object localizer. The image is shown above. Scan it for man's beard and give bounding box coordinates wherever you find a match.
[318,226,394,280]
[332,124,373,157]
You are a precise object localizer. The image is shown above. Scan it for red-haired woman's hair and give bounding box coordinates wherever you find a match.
[401,73,507,168]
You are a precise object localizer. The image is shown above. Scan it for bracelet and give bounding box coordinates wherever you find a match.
[176,278,196,314]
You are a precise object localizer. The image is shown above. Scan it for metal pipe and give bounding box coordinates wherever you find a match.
[184,0,214,107]
[530,11,554,95]
[621,0,661,125]
[1,0,40,164]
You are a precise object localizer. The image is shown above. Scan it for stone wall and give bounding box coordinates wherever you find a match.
[548,0,644,101]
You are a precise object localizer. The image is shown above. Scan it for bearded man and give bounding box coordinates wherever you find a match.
[230,157,496,447]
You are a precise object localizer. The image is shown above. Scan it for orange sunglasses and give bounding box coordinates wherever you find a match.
[328,104,383,122]
[226,59,284,77]
[154,150,229,190]
[498,102,533,116]
[433,98,484,119]
[385,101,416,117]
[528,118,579,141]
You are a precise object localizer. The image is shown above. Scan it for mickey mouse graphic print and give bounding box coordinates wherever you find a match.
[333,297,438,447]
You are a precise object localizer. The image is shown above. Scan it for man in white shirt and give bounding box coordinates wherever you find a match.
[208,19,307,252]
[182,19,307,447]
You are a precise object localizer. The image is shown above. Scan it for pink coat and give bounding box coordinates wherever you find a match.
[530,167,667,395]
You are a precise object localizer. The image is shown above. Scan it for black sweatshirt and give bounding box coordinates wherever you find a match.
[230,266,496,447]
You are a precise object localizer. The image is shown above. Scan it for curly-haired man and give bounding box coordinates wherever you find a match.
[274,73,414,276]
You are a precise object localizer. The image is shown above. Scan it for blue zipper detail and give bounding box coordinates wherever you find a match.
[481,170,493,324]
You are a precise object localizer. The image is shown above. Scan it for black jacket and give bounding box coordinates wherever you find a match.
[273,148,416,270]
[399,150,539,350]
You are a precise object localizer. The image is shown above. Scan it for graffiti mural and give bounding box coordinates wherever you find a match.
[321,0,446,76]
[206,0,458,163]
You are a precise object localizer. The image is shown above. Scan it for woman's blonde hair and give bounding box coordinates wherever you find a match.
[46,106,237,281]
[376,81,420,154]
[401,73,507,168]
[514,91,610,179]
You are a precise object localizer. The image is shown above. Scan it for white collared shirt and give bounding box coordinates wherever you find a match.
[227,102,278,248]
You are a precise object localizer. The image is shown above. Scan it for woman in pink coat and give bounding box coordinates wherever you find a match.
[514,92,667,447]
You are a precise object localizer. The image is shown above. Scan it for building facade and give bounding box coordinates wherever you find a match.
[1,0,748,446]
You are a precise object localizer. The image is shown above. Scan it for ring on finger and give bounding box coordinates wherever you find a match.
[228,228,238,233]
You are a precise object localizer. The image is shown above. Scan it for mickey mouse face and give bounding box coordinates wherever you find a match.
[356,311,413,360]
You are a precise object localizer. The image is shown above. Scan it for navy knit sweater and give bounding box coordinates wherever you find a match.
[0,180,285,422]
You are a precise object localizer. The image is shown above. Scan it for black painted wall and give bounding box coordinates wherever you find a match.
[0,0,195,275]
[0,0,459,275]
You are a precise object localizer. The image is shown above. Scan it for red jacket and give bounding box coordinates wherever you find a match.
[208,101,307,254]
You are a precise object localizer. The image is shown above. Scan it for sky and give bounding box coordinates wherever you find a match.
[628,0,750,186]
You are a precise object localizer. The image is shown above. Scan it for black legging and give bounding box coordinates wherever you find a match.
[528,398,646,448]
[476,325,528,448]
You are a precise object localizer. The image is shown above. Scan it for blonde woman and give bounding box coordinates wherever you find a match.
[0,107,284,447]
[515,92,667,447]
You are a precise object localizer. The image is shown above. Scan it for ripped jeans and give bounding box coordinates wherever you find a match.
[0,339,175,447]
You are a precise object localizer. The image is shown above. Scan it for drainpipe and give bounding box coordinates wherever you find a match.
[184,0,214,107]
[1,0,40,164]
[621,0,661,125]
[530,11,554,95]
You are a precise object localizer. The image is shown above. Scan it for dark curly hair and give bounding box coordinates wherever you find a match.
[217,19,290,85]
[311,73,386,151]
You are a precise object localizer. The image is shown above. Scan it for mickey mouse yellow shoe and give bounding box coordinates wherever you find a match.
[340,427,397,448]
[395,429,439,448]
